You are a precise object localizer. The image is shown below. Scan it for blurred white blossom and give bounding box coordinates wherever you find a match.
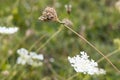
[30,52,44,60]
[68,51,106,75]
[115,0,120,12]
[49,58,55,62]
[17,48,44,67]
[65,4,72,14]
[1,70,9,76]
[0,26,19,34]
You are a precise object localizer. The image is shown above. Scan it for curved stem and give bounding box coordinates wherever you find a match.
[1,36,28,66]
[67,73,79,80]
[62,24,120,73]
[36,26,63,53]
[29,34,47,51]
[47,62,66,80]
[97,48,120,63]
[8,64,18,80]
[0,35,4,42]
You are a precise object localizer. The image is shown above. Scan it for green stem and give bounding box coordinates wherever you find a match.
[36,26,63,53]
[97,48,120,63]
[48,63,66,80]
[29,34,47,51]
[17,71,26,80]
[7,64,18,80]
[1,36,29,70]
[67,73,79,80]
[61,24,120,73]
[13,36,28,52]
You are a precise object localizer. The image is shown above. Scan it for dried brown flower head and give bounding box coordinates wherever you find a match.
[38,7,58,22]
[25,29,35,37]
[62,18,73,27]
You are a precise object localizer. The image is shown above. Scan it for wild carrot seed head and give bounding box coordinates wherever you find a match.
[62,18,73,27]
[38,7,58,22]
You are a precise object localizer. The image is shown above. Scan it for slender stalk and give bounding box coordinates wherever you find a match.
[1,35,28,67]
[7,64,18,80]
[97,48,120,63]
[36,26,63,53]
[17,71,26,80]
[29,34,47,51]
[13,36,28,52]
[67,73,79,80]
[47,63,66,80]
[62,24,120,73]
[0,35,4,42]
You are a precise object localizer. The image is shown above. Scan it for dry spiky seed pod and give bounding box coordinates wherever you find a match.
[38,7,58,22]
[62,18,73,27]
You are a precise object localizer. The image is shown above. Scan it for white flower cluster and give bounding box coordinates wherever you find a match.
[17,48,44,67]
[68,51,106,75]
[115,0,120,12]
[0,26,19,34]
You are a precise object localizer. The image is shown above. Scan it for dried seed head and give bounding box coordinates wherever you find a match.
[38,7,58,22]
[62,18,73,27]
[25,29,35,37]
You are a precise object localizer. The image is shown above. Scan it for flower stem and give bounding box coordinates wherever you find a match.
[47,62,66,80]
[97,48,120,63]
[62,24,120,73]
[36,26,63,53]
[67,73,79,80]
[29,34,47,51]
[8,64,18,80]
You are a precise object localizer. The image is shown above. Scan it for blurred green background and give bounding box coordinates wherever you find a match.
[0,0,120,80]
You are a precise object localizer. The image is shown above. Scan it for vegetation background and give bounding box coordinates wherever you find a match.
[0,0,120,80]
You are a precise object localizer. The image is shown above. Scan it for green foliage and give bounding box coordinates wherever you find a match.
[0,0,120,80]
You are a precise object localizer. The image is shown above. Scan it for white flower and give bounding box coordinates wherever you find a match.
[28,60,43,67]
[68,51,106,75]
[29,52,44,60]
[49,58,55,62]
[17,48,31,65]
[0,26,19,34]
[17,57,30,65]
[16,48,44,67]
[115,0,120,12]
[1,70,9,76]
[17,48,28,56]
